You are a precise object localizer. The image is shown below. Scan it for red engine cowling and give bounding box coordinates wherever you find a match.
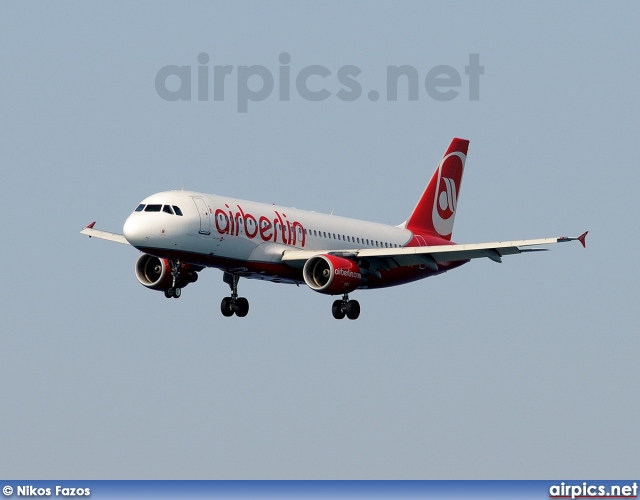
[303,254,362,295]
[134,254,198,291]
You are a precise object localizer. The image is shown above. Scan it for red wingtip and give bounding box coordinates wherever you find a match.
[86,221,96,229]
[577,231,588,248]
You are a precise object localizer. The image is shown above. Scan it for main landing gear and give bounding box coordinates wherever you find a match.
[220,272,249,318]
[332,293,360,320]
[164,259,182,299]
[164,287,181,298]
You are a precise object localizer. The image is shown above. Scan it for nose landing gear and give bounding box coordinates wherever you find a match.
[220,272,250,317]
[332,293,360,320]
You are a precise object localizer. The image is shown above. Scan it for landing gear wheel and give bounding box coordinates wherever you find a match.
[173,287,181,298]
[220,272,250,318]
[346,300,360,320]
[332,300,346,320]
[331,294,360,320]
[235,297,249,317]
[221,297,234,317]
[165,288,174,298]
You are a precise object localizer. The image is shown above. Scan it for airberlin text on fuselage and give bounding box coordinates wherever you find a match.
[214,203,306,247]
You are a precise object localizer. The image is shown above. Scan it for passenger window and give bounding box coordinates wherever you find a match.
[135,204,145,212]
[173,206,183,216]
[163,205,174,214]
[145,204,162,212]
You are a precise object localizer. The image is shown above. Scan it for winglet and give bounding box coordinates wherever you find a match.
[85,221,96,229]
[558,231,588,248]
[577,231,588,248]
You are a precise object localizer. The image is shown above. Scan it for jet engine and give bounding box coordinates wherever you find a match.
[134,254,198,291]
[303,254,362,295]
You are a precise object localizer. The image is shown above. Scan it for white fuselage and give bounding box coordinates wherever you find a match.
[122,190,421,286]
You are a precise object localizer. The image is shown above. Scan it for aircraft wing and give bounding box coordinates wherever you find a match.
[80,222,129,245]
[281,232,588,270]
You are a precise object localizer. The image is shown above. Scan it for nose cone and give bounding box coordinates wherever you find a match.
[123,214,148,247]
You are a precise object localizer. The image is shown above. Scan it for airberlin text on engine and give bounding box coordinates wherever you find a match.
[13,485,91,496]
[214,203,306,247]
[335,268,361,279]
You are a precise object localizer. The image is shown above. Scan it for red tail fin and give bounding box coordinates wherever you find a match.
[405,138,469,241]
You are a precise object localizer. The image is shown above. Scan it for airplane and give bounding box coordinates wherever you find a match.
[80,138,587,320]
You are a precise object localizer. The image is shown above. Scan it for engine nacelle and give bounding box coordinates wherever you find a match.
[134,254,198,291]
[303,254,362,295]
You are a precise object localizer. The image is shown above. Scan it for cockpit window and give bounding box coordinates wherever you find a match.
[144,204,162,212]
[173,206,183,216]
[162,205,174,214]
[135,204,145,212]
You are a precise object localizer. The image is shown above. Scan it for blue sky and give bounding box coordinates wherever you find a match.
[1,1,638,478]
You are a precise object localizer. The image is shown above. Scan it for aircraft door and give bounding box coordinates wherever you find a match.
[192,197,211,235]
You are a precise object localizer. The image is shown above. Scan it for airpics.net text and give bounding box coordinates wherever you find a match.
[155,52,484,112]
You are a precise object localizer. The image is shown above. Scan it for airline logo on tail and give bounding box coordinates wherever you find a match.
[439,177,457,213]
[404,138,468,241]
[431,151,466,237]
